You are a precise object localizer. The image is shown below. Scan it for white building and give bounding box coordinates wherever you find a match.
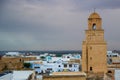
[12,70,35,80]
[0,70,35,80]
[62,63,79,72]
[0,73,12,80]
[5,52,21,57]
[107,51,119,57]
[43,55,71,63]
[24,54,81,74]
[115,69,120,80]
[29,59,79,74]
[40,53,49,57]
[62,54,73,59]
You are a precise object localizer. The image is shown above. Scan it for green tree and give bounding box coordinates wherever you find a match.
[56,54,62,57]
[40,56,45,60]
[23,63,31,68]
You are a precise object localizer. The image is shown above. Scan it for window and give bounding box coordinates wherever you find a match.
[67,56,70,58]
[69,64,72,67]
[64,64,67,67]
[90,67,92,71]
[90,46,92,50]
[34,67,40,68]
[20,59,22,62]
[90,57,92,60]
[47,68,52,70]
[92,23,96,30]
[58,65,61,67]
[108,71,112,73]
[74,64,77,67]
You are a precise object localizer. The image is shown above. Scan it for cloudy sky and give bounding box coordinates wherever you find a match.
[0,0,120,51]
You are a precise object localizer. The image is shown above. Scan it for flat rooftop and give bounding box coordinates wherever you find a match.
[0,71,12,77]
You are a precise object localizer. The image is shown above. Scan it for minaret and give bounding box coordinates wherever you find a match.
[82,12,107,73]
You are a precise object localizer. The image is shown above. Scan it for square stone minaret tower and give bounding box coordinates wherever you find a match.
[82,12,107,73]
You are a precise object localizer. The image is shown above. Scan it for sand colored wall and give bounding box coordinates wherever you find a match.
[43,75,86,80]
[0,57,36,72]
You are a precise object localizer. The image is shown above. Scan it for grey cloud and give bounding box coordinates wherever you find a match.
[0,0,120,50]
[69,0,120,12]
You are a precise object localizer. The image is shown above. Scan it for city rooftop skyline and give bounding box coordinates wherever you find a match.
[0,0,120,50]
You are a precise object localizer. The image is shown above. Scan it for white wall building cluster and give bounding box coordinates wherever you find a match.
[25,53,81,74]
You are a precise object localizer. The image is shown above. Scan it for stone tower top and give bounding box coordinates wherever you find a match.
[89,12,101,19]
[88,12,102,30]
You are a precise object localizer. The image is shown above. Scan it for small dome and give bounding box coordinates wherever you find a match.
[89,12,101,18]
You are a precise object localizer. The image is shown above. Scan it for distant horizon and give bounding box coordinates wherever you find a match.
[0,49,83,52]
[0,49,118,52]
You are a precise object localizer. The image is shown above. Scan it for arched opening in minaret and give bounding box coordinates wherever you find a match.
[92,23,96,30]
[108,70,112,73]
[90,67,92,71]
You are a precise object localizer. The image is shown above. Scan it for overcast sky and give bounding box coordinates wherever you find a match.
[0,0,120,51]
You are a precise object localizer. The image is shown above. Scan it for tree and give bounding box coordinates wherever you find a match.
[40,56,45,60]
[56,54,62,57]
[23,63,31,68]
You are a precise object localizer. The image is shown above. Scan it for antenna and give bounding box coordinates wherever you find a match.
[94,8,96,13]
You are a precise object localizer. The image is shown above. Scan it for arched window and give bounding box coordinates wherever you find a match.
[58,65,61,67]
[90,67,92,71]
[90,46,92,50]
[20,59,22,62]
[90,57,92,60]
[92,23,96,30]
[108,71,112,73]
